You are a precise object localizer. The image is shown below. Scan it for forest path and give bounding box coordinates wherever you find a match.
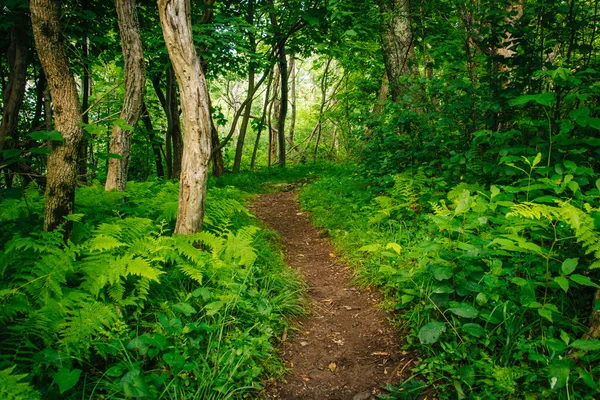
[251,189,411,400]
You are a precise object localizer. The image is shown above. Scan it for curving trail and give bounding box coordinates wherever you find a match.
[252,190,412,400]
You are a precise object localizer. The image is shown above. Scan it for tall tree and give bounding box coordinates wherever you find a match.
[0,23,28,152]
[269,1,288,167]
[30,0,84,234]
[377,0,415,102]
[159,0,212,234]
[105,0,146,191]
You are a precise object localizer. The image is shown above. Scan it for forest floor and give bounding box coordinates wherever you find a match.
[251,187,414,400]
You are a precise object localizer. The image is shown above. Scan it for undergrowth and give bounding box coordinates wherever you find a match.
[0,180,305,399]
[299,161,600,399]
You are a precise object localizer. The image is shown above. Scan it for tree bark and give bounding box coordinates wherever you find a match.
[251,69,273,169]
[269,64,280,167]
[105,0,146,191]
[140,102,165,178]
[159,0,212,234]
[30,0,84,235]
[78,0,90,183]
[378,0,415,102]
[232,0,256,173]
[269,6,288,167]
[0,24,28,152]
[166,66,183,179]
[288,54,296,148]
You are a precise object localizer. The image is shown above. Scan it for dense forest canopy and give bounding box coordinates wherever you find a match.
[1,0,600,398]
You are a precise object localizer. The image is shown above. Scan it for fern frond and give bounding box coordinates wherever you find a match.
[179,263,204,284]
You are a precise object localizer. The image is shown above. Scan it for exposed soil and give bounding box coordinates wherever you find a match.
[251,189,414,400]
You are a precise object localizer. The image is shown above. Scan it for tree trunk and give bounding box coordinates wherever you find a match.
[269,6,288,167]
[288,54,296,148]
[78,0,90,183]
[0,24,28,152]
[378,0,415,102]
[251,70,273,169]
[269,64,280,167]
[140,102,165,178]
[232,0,256,173]
[159,0,212,234]
[166,66,183,179]
[105,0,146,192]
[30,0,84,235]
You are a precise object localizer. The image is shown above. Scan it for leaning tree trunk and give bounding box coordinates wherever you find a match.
[0,24,28,152]
[378,0,415,102]
[159,0,212,234]
[105,0,146,191]
[30,0,84,235]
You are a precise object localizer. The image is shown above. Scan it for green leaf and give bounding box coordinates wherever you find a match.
[535,92,555,106]
[532,152,542,167]
[448,304,479,318]
[127,257,163,282]
[162,352,185,369]
[431,265,452,281]
[561,258,578,275]
[511,277,528,286]
[577,367,598,389]
[173,302,197,316]
[554,276,569,293]
[418,321,446,344]
[358,244,381,252]
[54,368,81,394]
[28,130,64,142]
[113,119,135,131]
[570,339,600,351]
[461,323,485,338]
[548,361,570,390]
[386,242,402,254]
[570,274,600,288]
[204,301,225,316]
[538,308,553,322]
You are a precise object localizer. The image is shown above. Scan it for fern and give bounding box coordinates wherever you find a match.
[507,201,600,269]
[0,366,40,400]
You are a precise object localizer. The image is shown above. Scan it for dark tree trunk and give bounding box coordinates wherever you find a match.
[269,5,288,167]
[140,102,165,178]
[288,54,296,148]
[78,0,90,183]
[166,66,183,179]
[30,0,84,235]
[0,24,28,152]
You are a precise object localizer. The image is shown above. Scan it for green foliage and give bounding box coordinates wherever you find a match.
[0,182,304,399]
[300,162,600,399]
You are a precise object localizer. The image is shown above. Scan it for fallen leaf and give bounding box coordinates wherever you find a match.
[300,341,309,347]
[301,375,310,381]
[328,362,337,372]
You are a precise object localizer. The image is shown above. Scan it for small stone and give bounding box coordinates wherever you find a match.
[300,341,309,347]
[352,390,372,400]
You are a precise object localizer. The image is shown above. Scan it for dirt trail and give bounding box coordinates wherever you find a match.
[251,190,412,400]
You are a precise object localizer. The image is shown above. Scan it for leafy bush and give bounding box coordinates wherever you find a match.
[0,182,304,399]
[300,161,600,399]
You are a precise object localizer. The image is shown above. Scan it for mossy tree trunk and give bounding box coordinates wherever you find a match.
[30,0,83,235]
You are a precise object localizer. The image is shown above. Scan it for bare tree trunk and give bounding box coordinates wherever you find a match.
[159,0,212,234]
[105,0,146,191]
[314,57,332,158]
[251,70,273,169]
[378,0,415,102]
[288,54,296,148]
[232,0,256,173]
[78,0,90,183]
[269,65,280,167]
[30,0,83,235]
[140,102,165,178]
[208,93,225,177]
[0,24,28,151]
[269,6,288,167]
